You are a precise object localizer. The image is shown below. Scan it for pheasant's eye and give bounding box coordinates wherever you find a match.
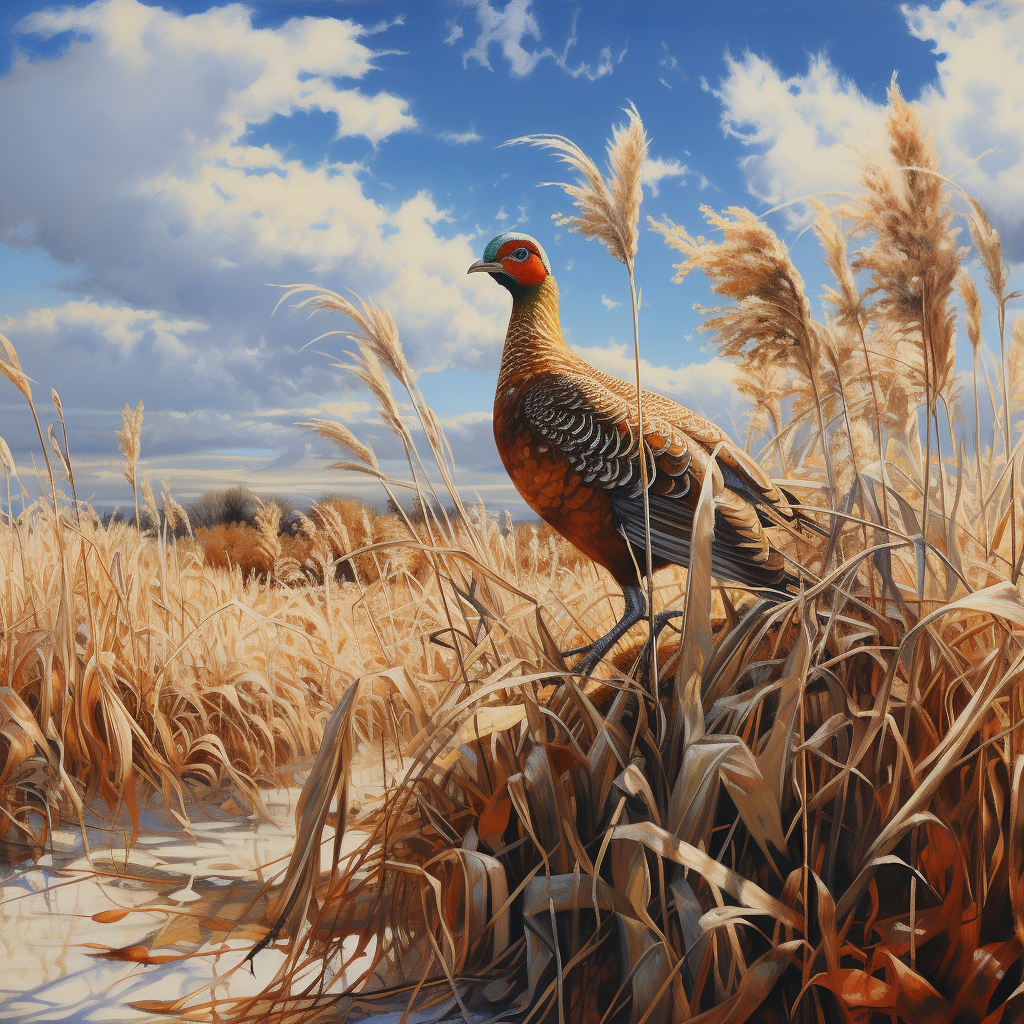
[509,247,530,261]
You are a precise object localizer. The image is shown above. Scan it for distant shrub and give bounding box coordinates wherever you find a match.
[258,493,294,519]
[188,484,259,529]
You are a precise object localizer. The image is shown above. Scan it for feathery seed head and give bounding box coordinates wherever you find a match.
[653,207,820,380]
[1011,318,1024,408]
[812,200,863,326]
[0,333,32,401]
[115,400,144,492]
[851,75,961,409]
[300,418,379,470]
[140,479,159,528]
[966,198,1012,306]
[505,103,648,265]
[161,483,191,536]
[958,272,983,353]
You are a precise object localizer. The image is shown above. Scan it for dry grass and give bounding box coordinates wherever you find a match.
[219,83,1024,1024]
[0,373,627,865]
[3,81,1024,1024]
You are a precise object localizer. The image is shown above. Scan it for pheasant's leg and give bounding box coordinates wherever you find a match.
[635,609,685,685]
[572,584,646,679]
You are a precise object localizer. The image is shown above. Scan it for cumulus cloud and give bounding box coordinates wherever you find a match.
[0,0,509,497]
[461,1,624,80]
[2,300,207,359]
[713,0,1024,258]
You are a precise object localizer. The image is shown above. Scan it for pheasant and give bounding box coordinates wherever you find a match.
[469,231,802,678]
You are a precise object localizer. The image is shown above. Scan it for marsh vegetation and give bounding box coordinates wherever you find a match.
[2,82,1023,1022]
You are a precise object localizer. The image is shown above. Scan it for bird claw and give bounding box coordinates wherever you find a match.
[635,609,685,686]
[560,640,596,660]
[570,648,605,680]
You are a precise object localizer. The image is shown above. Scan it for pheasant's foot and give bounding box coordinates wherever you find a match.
[636,609,685,686]
[561,640,596,659]
[569,583,646,680]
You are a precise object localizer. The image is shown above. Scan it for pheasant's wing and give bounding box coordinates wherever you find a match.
[521,371,692,494]
[521,372,793,591]
[610,487,793,593]
[595,371,800,527]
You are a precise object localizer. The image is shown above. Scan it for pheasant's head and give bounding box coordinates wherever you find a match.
[468,232,551,295]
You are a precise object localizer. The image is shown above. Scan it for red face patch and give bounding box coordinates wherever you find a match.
[495,240,548,287]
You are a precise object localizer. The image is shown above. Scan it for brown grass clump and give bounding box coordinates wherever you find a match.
[0,493,367,857]
[197,521,275,578]
[212,89,1024,1024]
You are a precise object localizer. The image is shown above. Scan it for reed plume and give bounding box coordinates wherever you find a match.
[506,102,647,266]
[161,484,191,537]
[652,205,838,502]
[299,417,379,470]
[850,77,961,411]
[115,400,144,529]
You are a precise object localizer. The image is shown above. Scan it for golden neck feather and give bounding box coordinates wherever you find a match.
[496,277,578,391]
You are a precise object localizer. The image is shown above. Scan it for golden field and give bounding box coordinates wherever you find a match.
[3,84,1024,1023]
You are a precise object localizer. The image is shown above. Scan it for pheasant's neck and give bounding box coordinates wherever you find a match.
[497,277,578,392]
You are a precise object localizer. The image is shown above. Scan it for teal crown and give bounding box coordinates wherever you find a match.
[482,232,551,273]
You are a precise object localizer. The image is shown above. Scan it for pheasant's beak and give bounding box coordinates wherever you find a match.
[467,259,504,275]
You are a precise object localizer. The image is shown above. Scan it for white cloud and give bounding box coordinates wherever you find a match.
[0,0,511,492]
[461,1,624,80]
[600,295,620,310]
[642,157,690,196]
[436,409,494,439]
[462,0,551,75]
[713,0,1024,257]
[440,128,483,144]
[444,20,465,46]
[555,12,625,81]
[2,300,207,358]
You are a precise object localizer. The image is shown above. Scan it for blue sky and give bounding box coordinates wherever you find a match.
[1,0,1021,514]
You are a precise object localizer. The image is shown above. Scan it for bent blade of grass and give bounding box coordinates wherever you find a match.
[247,678,361,966]
[610,821,803,931]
